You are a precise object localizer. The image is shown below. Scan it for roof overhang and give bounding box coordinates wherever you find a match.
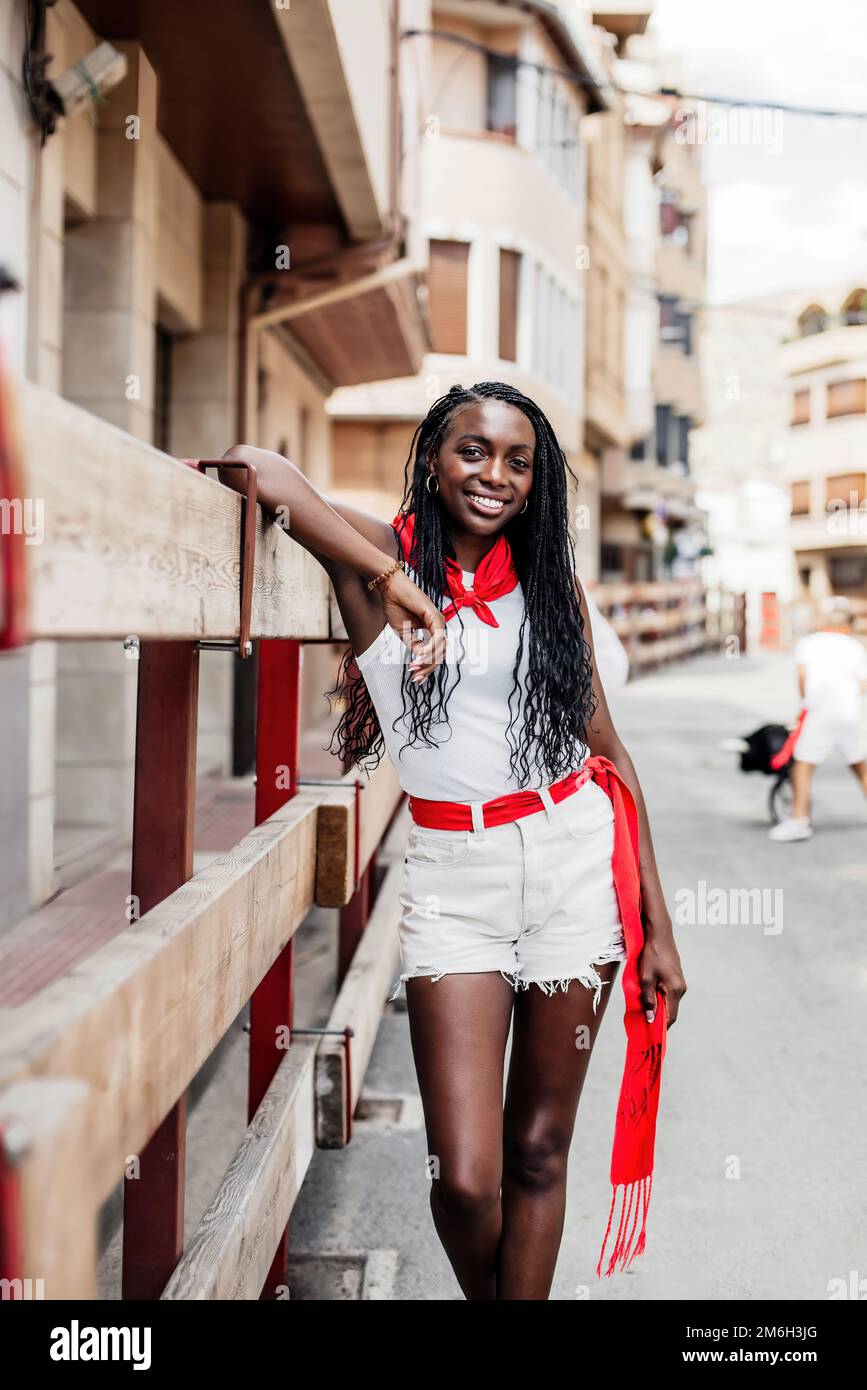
[521,0,612,112]
[592,6,652,50]
[75,0,340,228]
[438,0,611,111]
[254,259,431,389]
[272,0,392,239]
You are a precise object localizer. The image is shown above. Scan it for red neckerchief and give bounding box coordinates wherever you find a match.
[391,510,518,628]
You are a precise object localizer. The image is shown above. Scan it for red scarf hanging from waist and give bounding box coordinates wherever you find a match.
[586,756,667,1277]
[392,510,518,627]
[408,754,667,1277]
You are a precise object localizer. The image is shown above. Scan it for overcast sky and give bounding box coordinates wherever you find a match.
[647,0,867,303]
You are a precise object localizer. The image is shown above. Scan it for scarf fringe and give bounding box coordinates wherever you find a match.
[596,1037,664,1277]
[596,1174,653,1277]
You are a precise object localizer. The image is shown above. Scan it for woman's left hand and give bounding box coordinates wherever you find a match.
[638,919,687,1028]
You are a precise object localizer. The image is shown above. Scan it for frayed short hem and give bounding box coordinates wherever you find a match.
[388,966,451,1001]
[389,953,625,1010]
[504,951,625,1012]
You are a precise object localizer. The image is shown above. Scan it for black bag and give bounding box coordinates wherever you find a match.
[739,723,790,776]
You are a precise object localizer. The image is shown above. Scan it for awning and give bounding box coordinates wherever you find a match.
[252,259,431,389]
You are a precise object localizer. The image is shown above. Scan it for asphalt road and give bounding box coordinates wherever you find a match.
[287,651,867,1300]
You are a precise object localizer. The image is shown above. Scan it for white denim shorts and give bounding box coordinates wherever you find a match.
[391,778,626,1008]
[795,712,864,766]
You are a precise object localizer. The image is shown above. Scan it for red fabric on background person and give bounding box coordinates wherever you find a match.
[769,708,808,770]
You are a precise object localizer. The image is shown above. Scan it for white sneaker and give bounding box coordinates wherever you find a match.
[769,817,813,842]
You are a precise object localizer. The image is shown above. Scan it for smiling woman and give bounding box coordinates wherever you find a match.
[218,379,686,1300]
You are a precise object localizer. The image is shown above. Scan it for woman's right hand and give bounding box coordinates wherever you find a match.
[379,568,447,683]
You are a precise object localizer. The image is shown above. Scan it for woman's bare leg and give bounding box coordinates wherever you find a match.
[498,963,620,1300]
[405,972,514,1299]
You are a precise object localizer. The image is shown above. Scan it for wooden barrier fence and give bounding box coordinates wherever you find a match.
[593,579,746,669]
[0,385,403,1299]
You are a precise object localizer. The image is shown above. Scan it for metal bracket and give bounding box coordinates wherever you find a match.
[195,459,258,659]
[284,1026,356,1143]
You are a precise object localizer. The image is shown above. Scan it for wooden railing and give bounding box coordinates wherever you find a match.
[593,579,745,669]
[0,384,403,1299]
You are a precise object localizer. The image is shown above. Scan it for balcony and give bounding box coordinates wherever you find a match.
[788,512,867,552]
[655,345,703,421]
[657,241,704,304]
[781,322,867,377]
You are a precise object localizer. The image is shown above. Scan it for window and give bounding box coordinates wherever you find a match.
[498,249,521,361]
[655,404,673,466]
[797,304,828,337]
[791,388,811,426]
[486,54,517,138]
[826,378,867,419]
[841,289,867,326]
[826,473,867,507]
[153,325,173,453]
[428,240,470,354]
[676,414,692,469]
[660,193,692,250]
[790,481,811,516]
[659,295,692,352]
[829,554,867,589]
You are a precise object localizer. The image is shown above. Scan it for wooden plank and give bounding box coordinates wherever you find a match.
[19,382,330,641]
[314,785,357,907]
[312,760,403,909]
[0,793,321,1209]
[160,1038,318,1301]
[316,857,402,1148]
[357,761,403,873]
[0,1079,98,1300]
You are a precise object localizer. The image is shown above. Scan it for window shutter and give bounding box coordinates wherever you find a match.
[428,240,470,354]
[826,473,866,506]
[826,378,867,418]
[498,249,520,361]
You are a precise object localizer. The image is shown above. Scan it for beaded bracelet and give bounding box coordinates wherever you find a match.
[367,558,402,592]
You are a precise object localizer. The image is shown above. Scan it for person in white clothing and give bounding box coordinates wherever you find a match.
[769,604,867,842]
[217,382,685,1299]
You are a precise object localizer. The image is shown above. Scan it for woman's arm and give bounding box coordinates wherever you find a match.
[219,445,445,680]
[576,578,687,1028]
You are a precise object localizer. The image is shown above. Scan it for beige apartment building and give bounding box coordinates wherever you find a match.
[328,0,610,579]
[580,18,630,584]
[588,10,707,582]
[0,0,430,927]
[690,292,800,650]
[783,285,867,606]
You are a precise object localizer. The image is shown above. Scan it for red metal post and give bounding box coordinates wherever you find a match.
[0,1127,23,1292]
[250,638,301,1298]
[122,640,199,1300]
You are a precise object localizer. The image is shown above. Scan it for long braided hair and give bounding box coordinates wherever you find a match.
[327,382,596,785]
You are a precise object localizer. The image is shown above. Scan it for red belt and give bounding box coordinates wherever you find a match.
[408,764,591,829]
[407,754,667,1277]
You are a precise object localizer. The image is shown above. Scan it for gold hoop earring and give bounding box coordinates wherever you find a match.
[425,473,439,495]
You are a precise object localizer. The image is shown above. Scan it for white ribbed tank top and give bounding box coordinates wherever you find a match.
[354,569,586,800]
